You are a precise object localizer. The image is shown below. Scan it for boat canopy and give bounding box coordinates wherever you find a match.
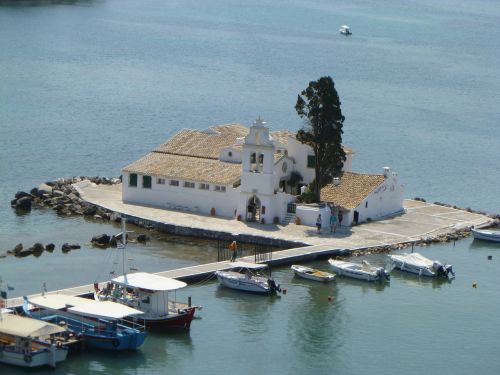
[0,313,66,337]
[68,301,143,320]
[111,272,187,292]
[28,294,91,310]
[219,261,268,271]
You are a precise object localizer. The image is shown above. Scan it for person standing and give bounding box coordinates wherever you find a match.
[338,210,343,227]
[330,212,338,233]
[316,214,322,233]
[229,241,238,262]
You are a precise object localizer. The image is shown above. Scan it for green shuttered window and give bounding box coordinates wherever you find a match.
[129,173,138,187]
[143,175,152,189]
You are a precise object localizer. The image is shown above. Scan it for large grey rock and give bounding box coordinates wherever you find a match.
[92,234,110,245]
[15,196,32,210]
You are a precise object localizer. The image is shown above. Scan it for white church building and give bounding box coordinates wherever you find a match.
[122,118,404,227]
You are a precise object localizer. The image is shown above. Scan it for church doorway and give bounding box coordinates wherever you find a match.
[246,195,261,222]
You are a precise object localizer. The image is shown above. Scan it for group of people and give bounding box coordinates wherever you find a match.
[316,210,343,234]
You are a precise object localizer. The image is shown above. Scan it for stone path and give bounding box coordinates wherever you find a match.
[76,183,493,249]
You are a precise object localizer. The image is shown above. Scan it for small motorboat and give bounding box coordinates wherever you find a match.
[0,312,69,368]
[328,259,390,281]
[291,265,336,282]
[388,252,454,278]
[471,228,500,243]
[215,261,281,295]
[24,294,146,351]
[339,25,352,35]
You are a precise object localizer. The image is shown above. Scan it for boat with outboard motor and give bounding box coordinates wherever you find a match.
[388,252,455,278]
[291,265,336,282]
[471,227,500,243]
[23,294,146,351]
[0,312,69,368]
[95,272,197,330]
[215,261,281,295]
[328,259,390,281]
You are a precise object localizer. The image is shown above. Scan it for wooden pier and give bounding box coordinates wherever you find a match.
[6,244,349,309]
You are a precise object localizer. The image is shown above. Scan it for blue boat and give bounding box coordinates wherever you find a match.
[23,294,146,351]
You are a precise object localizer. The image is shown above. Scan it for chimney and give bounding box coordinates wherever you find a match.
[383,167,390,178]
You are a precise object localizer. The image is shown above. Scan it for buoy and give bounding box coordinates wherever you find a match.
[282,288,287,294]
[488,255,492,260]
[472,282,477,288]
[327,295,333,302]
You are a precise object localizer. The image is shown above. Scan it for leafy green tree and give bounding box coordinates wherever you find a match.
[295,76,346,202]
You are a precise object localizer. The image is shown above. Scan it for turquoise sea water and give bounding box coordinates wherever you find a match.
[1,1,499,374]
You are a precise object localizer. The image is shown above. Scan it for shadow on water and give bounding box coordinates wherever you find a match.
[468,238,500,250]
[390,269,454,289]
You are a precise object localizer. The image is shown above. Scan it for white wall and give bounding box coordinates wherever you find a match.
[219,146,242,163]
[286,137,316,184]
[123,173,240,218]
[295,204,331,227]
[350,172,404,225]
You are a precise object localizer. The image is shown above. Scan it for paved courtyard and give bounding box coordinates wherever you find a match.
[77,183,493,250]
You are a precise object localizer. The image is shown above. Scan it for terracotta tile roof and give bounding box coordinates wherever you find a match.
[123,152,242,185]
[320,172,385,209]
[271,130,353,154]
[271,130,295,145]
[154,124,249,159]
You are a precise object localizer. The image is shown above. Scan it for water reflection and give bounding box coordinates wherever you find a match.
[390,269,454,289]
[286,276,343,371]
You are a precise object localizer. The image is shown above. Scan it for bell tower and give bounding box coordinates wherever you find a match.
[237,118,276,223]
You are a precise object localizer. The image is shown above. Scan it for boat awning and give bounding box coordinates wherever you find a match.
[218,261,268,271]
[111,272,187,292]
[28,294,91,310]
[68,301,143,320]
[0,313,66,337]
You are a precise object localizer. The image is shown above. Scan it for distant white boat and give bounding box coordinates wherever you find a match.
[388,252,454,278]
[471,228,500,243]
[291,265,336,282]
[215,262,281,295]
[339,25,352,35]
[328,259,390,281]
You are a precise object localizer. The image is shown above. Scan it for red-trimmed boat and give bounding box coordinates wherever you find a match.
[95,272,197,330]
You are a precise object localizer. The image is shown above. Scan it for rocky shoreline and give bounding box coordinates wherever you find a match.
[6,176,500,260]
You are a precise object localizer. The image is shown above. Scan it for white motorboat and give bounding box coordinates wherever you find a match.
[328,259,390,281]
[0,312,69,368]
[96,272,197,330]
[291,265,336,282]
[388,252,454,278]
[471,228,500,243]
[339,25,352,35]
[215,261,281,295]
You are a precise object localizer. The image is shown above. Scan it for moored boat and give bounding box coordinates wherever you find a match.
[24,294,146,351]
[0,312,69,368]
[95,217,198,330]
[339,25,352,35]
[388,252,454,278]
[291,265,336,282]
[328,259,390,281]
[471,228,500,243]
[215,261,281,295]
[95,272,197,330]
